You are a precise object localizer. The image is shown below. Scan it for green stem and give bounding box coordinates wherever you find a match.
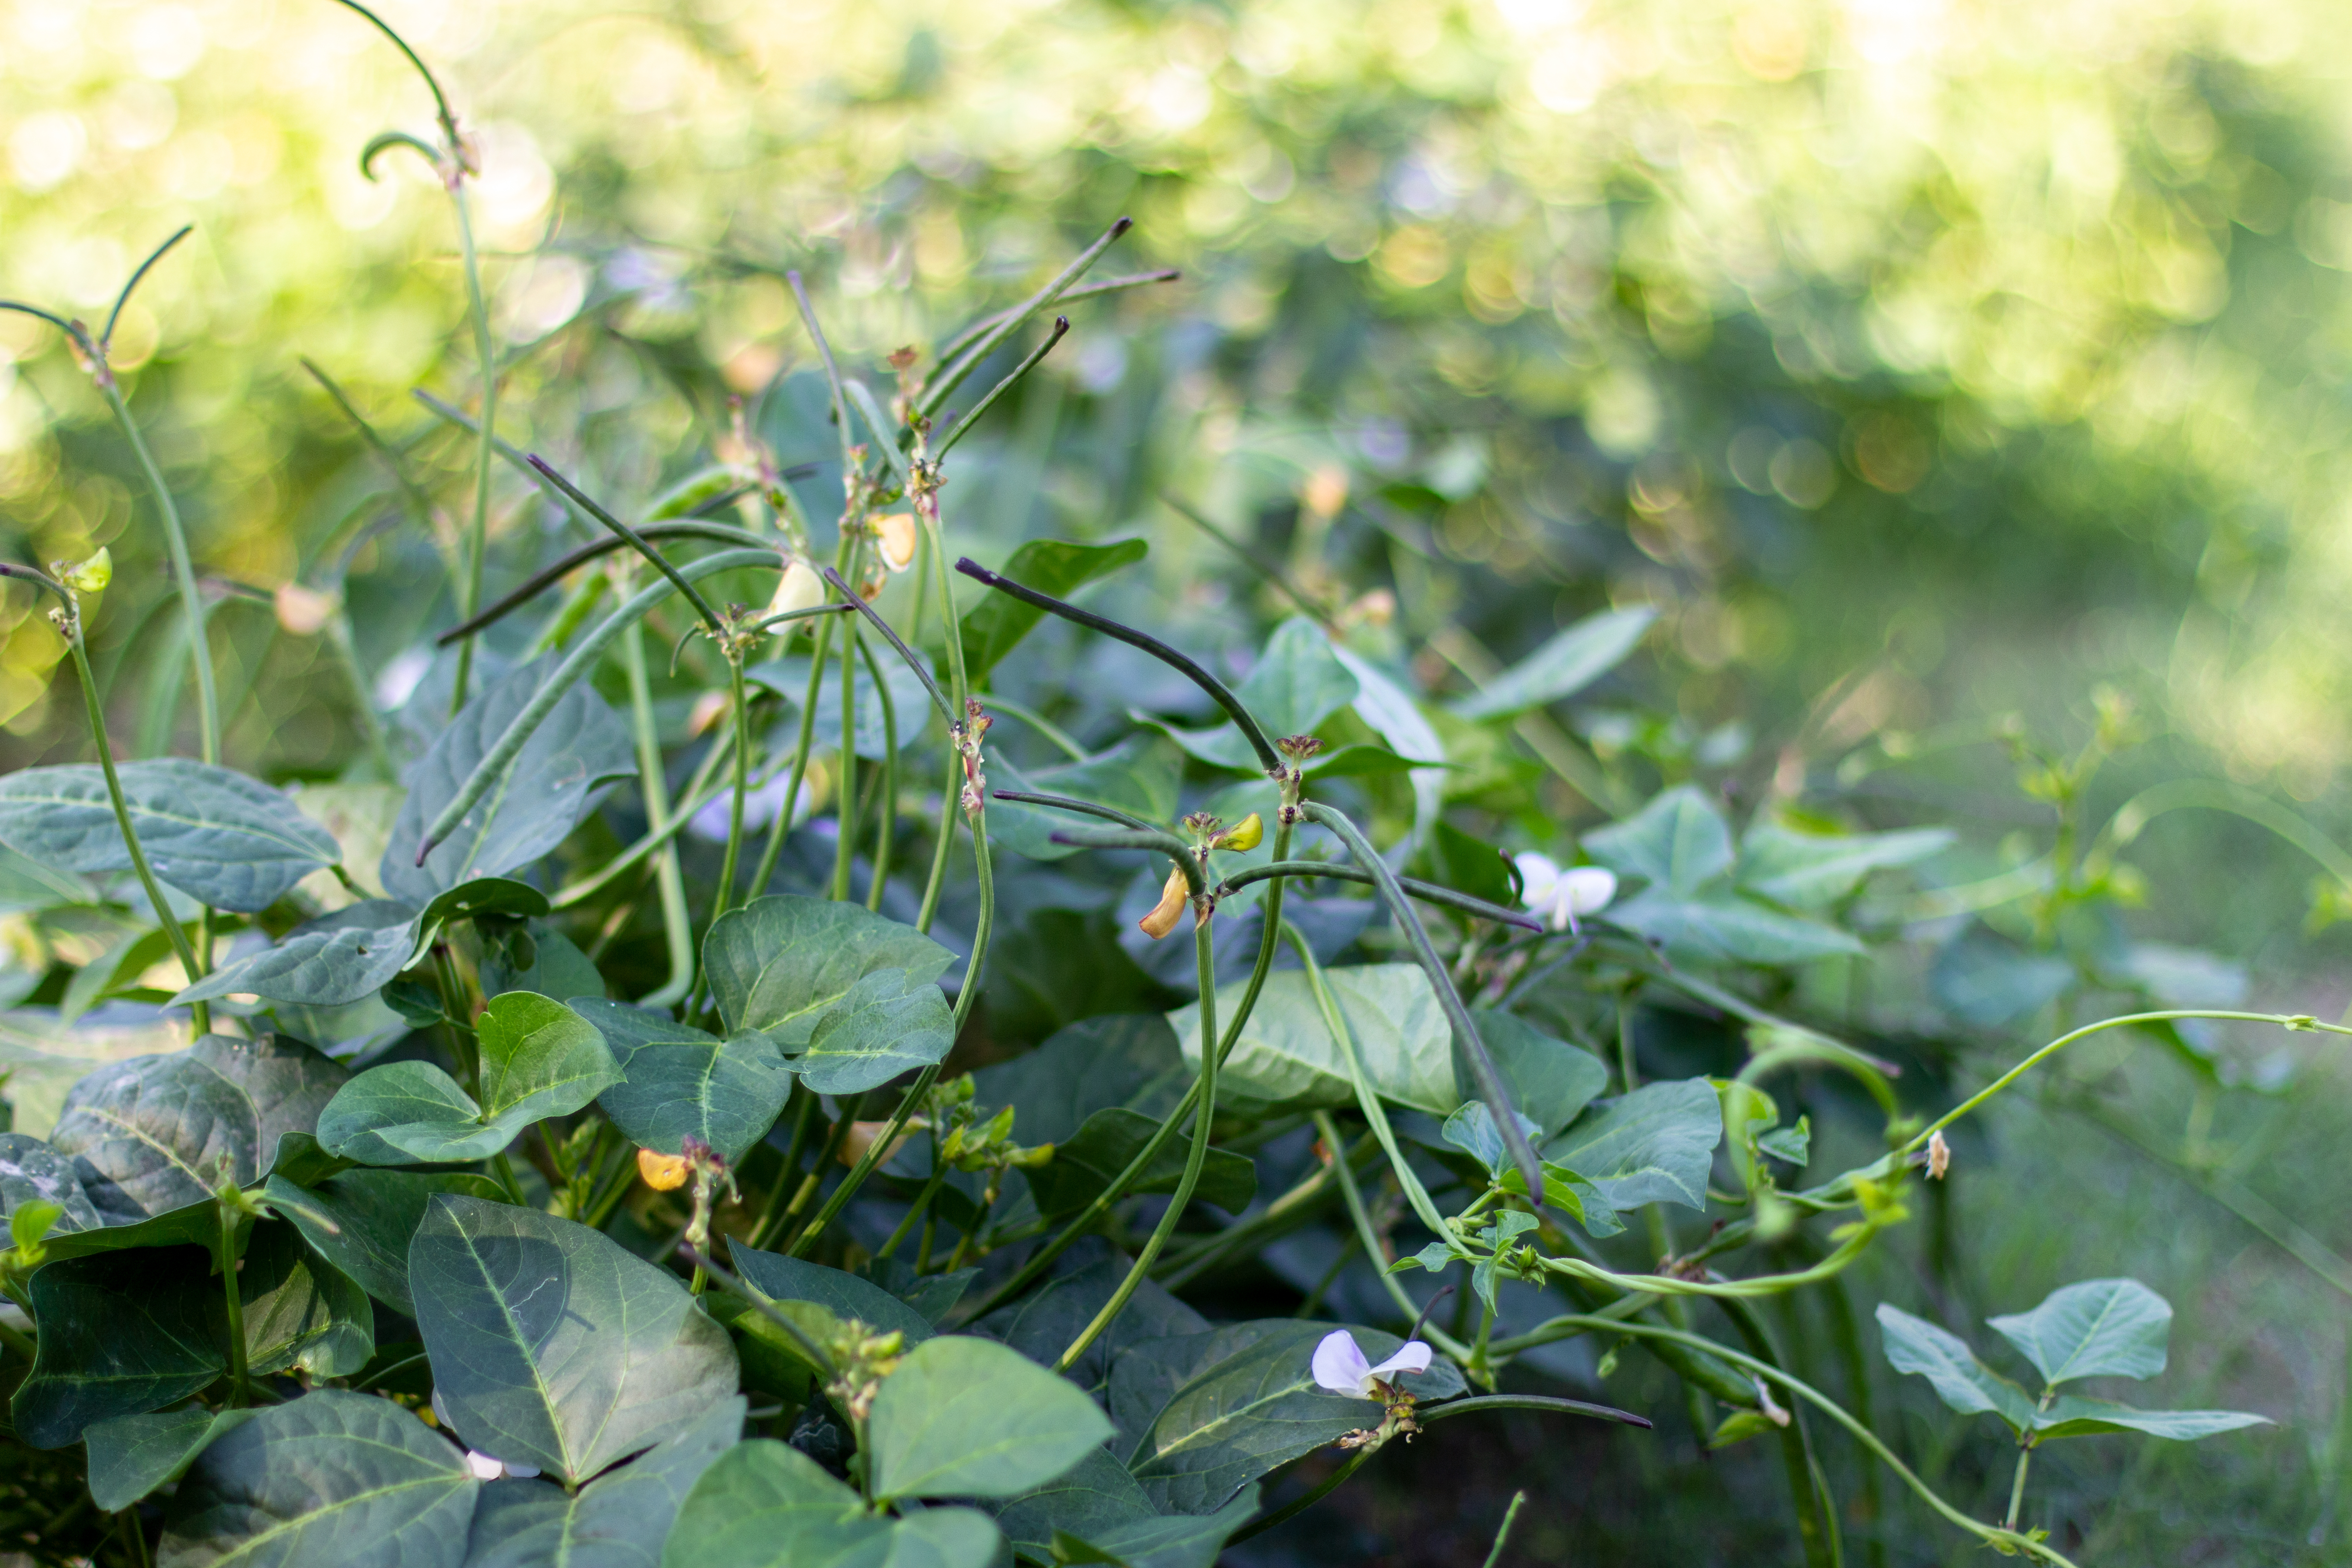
[1313,1108,1471,1362]
[447,182,497,716]
[99,381,217,764]
[877,1158,949,1261]
[64,630,208,1032]
[1056,907,1221,1372]
[831,622,858,901]
[975,690,1084,760]
[2005,1443,2034,1532]
[749,615,837,902]
[861,634,899,910]
[1225,1444,1378,1546]
[216,1196,249,1407]
[715,653,753,919]
[324,611,396,779]
[622,619,694,1007]
[1480,1493,1528,1568]
[744,1089,820,1249]
[1720,1294,1839,1568]
[760,1109,856,1253]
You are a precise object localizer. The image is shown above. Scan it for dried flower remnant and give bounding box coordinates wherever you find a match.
[1927,1129,1950,1180]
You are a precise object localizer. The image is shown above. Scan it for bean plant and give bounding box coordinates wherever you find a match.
[0,8,2295,1566]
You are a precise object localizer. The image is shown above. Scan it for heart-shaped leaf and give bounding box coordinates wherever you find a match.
[49,1033,348,1223]
[10,1245,220,1448]
[1986,1278,2173,1387]
[0,759,340,912]
[410,1195,738,1485]
[465,1396,745,1568]
[1119,1319,1465,1515]
[1025,1107,1257,1220]
[160,1389,480,1568]
[1875,1303,2038,1431]
[577,1002,793,1165]
[174,901,424,1007]
[789,966,955,1095]
[265,1167,506,1315]
[83,1405,257,1511]
[705,895,956,1049]
[1475,1011,1611,1140]
[866,1334,1114,1503]
[2031,1394,2270,1441]
[381,655,634,905]
[1544,1078,1722,1211]
[477,990,622,1126]
[663,1438,1004,1568]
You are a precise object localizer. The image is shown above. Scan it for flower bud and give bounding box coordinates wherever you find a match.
[62,548,111,595]
[637,1148,690,1191]
[1214,813,1263,852]
[1138,862,1189,940]
[872,513,917,573]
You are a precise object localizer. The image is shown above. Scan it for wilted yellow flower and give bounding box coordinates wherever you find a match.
[274,582,338,636]
[637,1148,690,1191]
[1138,862,1189,939]
[873,513,917,573]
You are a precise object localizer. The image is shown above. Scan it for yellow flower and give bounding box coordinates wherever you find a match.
[61,548,111,595]
[1214,813,1263,852]
[637,1148,691,1191]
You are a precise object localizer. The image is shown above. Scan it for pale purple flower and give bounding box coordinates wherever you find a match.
[1514,853,1616,932]
[1311,1329,1433,1399]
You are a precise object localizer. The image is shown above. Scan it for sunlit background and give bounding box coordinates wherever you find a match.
[4,0,2352,1559]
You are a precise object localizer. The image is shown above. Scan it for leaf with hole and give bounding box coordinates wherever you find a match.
[410,1195,739,1485]
[705,894,956,1049]
[578,1002,792,1166]
[48,1032,348,1223]
[866,1334,1115,1502]
[0,759,340,912]
[159,1389,480,1568]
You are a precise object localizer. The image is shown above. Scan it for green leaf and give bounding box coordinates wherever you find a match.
[1120,1320,1465,1515]
[160,1389,480,1568]
[1474,1011,1609,1140]
[0,1131,101,1234]
[1495,1160,1621,1236]
[705,894,956,1049]
[2031,1394,2271,1441]
[382,655,635,905]
[1932,926,2074,1027]
[418,876,553,927]
[36,1199,227,1262]
[83,1405,257,1512]
[730,1246,937,1346]
[794,966,956,1095]
[1874,1303,2038,1431]
[1441,1100,1542,1182]
[1735,824,1953,905]
[476,990,623,1127]
[1050,1485,1262,1568]
[480,921,606,1003]
[0,759,340,913]
[1429,821,1516,907]
[973,1254,1207,1400]
[1024,1107,1257,1220]
[49,1032,349,1223]
[1133,617,1358,769]
[10,1245,220,1448]
[465,1396,745,1568]
[866,1334,1116,1502]
[662,1438,1004,1568]
[265,1167,506,1316]
[1756,1116,1810,1167]
[316,1061,504,1165]
[410,1195,739,1485]
[960,536,1149,681]
[1449,606,1656,720]
[174,901,424,1008]
[238,1220,375,1378]
[578,1003,792,1166]
[1169,965,1458,1118]
[1985,1278,2173,1387]
[990,737,1182,862]
[971,1014,1190,1149]
[988,1446,1157,1564]
[1584,786,1734,897]
[1544,1078,1722,1210]
[1605,886,1864,966]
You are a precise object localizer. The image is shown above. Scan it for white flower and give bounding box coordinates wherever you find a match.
[1514,853,1617,932]
[465,1450,505,1481]
[1310,1329,1433,1399]
[768,559,826,619]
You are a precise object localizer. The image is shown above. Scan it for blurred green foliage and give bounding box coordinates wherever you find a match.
[2,0,2351,1561]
